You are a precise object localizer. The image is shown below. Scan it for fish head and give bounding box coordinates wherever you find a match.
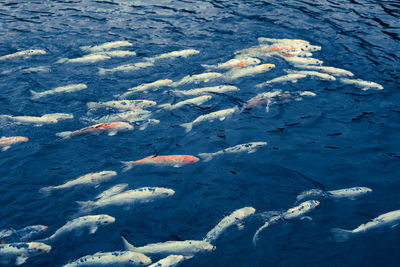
[156,187,175,197]
[98,215,116,225]
[201,242,215,252]
[28,242,51,254]
[260,64,275,70]
[183,155,200,164]
[248,57,261,65]
[357,187,373,194]
[309,200,320,208]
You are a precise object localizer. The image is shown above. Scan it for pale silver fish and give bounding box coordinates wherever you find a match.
[80,41,133,52]
[0,113,73,126]
[332,209,400,242]
[0,136,28,151]
[284,57,323,66]
[180,107,237,133]
[201,57,261,70]
[0,242,51,265]
[173,85,239,97]
[94,50,136,58]
[39,171,117,194]
[148,255,192,267]
[1,66,50,75]
[171,72,223,87]
[285,70,336,81]
[77,187,175,212]
[57,54,110,64]
[0,49,46,61]
[82,110,152,124]
[256,74,307,87]
[204,207,256,243]
[98,61,154,75]
[0,225,48,242]
[56,122,134,139]
[225,64,275,80]
[31,83,87,99]
[122,236,214,256]
[340,78,383,91]
[295,65,354,77]
[199,142,267,162]
[146,49,200,62]
[159,95,213,110]
[257,37,311,46]
[63,251,151,267]
[87,100,157,112]
[296,187,372,203]
[95,184,129,201]
[120,79,173,97]
[43,215,115,242]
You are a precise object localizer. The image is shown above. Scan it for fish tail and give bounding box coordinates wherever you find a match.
[98,67,108,75]
[198,153,213,162]
[180,122,193,133]
[252,222,270,246]
[76,200,94,213]
[80,45,90,51]
[121,161,134,172]
[331,228,352,242]
[30,90,41,99]
[56,131,73,139]
[121,235,136,251]
[86,102,101,110]
[55,58,68,64]
[158,103,172,110]
[295,189,324,204]
[201,64,216,69]
[39,186,54,196]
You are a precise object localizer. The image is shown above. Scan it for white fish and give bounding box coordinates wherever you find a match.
[332,209,400,242]
[180,107,237,133]
[173,85,239,97]
[285,70,336,81]
[56,122,134,139]
[77,187,175,212]
[253,200,320,245]
[82,110,152,124]
[256,73,307,87]
[0,242,51,265]
[63,251,151,267]
[98,61,154,75]
[146,49,200,62]
[257,37,311,46]
[0,136,28,151]
[171,72,223,87]
[31,83,87,99]
[201,57,261,70]
[295,65,354,77]
[340,78,383,91]
[121,79,173,97]
[95,184,129,200]
[224,64,275,80]
[159,95,212,110]
[148,255,192,267]
[57,54,110,64]
[204,207,256,243]
[138,119,160,130]
[296,187,372,203]
[39,171,117,194]
[80,41,133,52]
[0,225,48,242]
[122,236,214,256]
[87,100,157,112]
[43,215,115,241]
[0,113,73,126]
[1,66,50,75]
[94,50,136,58]
[0,49,46,61]
[199,142,267,162]
[284,57,323,66]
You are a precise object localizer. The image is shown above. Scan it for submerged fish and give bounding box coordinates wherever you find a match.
[43,215,115,241]
[146,49,200,62]
[82,110,152,124]
[204,207,256,243]
[199,142,267,162]
[56,122,134,139]
[63,251,151,267]
[149,255,192,267]
[285,70,336,81]
[87,100,156,112]
[332,209,400,242]
[57,54,110,64]
[171,72,223,87]
[98,61,154,75]
[0,242,51,265]
[40,171,117,194]
[256,74,307,87]
[295,65,354,77]
[0,113,73,126]
[173,85,239,97]
[0,225,48,243]
[137,119,160,130]
[0,49,46,61]
[180,107,237,133]
[202,57,261,70]
[0,136,28,151]
[224,63,275,80]
[119,79,173,98]
[31,83,87,99]
[340,78,383,91]
[284,57,323,66]
[122,155,199,171]
[296,187,372,203]
[95,184,129,201]
[80,41,133,52]
[94,50,136,58]
[159,95,213,110]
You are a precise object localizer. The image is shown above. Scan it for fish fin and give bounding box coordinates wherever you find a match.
[121,161,134,172]
[158,103,171,110]
[331,228,352,242]
[56,131,73,139]
[87,102,100,110]
[180,122,193,133]
[198,153,213,162]
[39,186,53,196]
[76,201,94,213]
[30,90,41,99]
[98,67,108,75]
[201,64,215,69]
[108,131,117,136]
[1,146,10,151]
[55,58,68,64]
[16,256,28,265]
[89,226,98,234]
[300,216,313,221]
[248,149,257,154]
[121,235,136,251]
[219,116,226,121]
[236,221,244,230]
[252,222,269,246]
[80,45,90,51]
[391,224,399,229]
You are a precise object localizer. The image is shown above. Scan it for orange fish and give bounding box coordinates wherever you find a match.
[56,122,134,139]
[0,136,28,151]
[122,155,199,171]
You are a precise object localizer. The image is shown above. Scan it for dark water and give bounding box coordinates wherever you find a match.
[0,0,399,266]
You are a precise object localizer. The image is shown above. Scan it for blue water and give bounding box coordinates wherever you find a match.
[0,0,399,266]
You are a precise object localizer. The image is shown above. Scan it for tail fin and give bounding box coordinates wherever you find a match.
[180,122,193,133]
[295,189,325,204]
[121,235,135,251]
[158,103,172,110]
[331,228,352,242]
[30,90,42,100]
[56,58,68,64]
[198,153,214,162]
[87,102,101,111]
[76,201,95,213]
[118,91,133,99]
[121,161,134,172]
[201,64,216,69]
[39,186,54,196]
[98,67,108,75]
[80,45,90,51]
[56,131,73,139]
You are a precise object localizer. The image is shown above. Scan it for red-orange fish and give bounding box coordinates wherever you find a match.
[0,136,28,151]
[122,155,199,171]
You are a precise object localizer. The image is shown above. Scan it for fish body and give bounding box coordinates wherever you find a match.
[173,85,239,97]
[256,74,307,87]
[286,70,336,81]
[284,57,323,66]
[172,72,223,87]
[78,187,175,212]
[0,49,46,60]
[199,142,267,162]
[80,41,133,52]
[40,171,117,193]
[225,64,275,80]
[202,57,261,70]
[98,61,154,75]
[94,50,136,58]
[0,113,73,126]
[147,49,200,62]
[0,136,28,151]
[159,95,212,110]
[328,187,372,199]
[59,54,110,64]
[138,119,160,130]
[180,107,237,132]
[122,155,199,171]
[82,110,152,124]
[43,215,115,241]
[148,255,192,267]
[31,83,87,99]
[87,100,156,112]
[95,184,129,201]
[340,78,383,90]
[63,251,151,267]
[120,79,173,98]
[56,122,134,139]
[332,209,400,242]
[204,207,256,243]
[0,225,48,243]
[0,242,51,265]
[295,65,354,77]
[122,237,214,256]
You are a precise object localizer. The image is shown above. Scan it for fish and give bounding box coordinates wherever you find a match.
[180,107,237,133]
[56,122,134,139]
[296,187,372,203]
[256,74,307,87]
[285,70,336,81]
[122,236,215,256]
[201,57,261,70]
[331,209,400,242]
[80,41,133,52]
[81,110,152,124]
[1,66,50,75]
[0,136,28,151]
[39,171,117,194]
[294,65,354,77]
[199,142,267,162]
[87,100,157,112]
[146,49,200,62]
[62,251,151,267]
[0,49,46,60]
[159,95,213,110]
[172,85,239,97]
[340,78,383,91]
[253,200,320,245]
[56,54,110,64]
[95,184,129,201]
[0,225,48,243]
[98,61,154,75]
[0,242,51,265]
[138,119,160,130]
[148,255,192,267]
[284,57,323,66]
[224,64,275,80]
[257,37,322,52]
[118,79,173,98]
[93,50,136,58]
[122,155,199,171]
[0,113,73,126]
[203,207,256,243]
[171,72,223,87]
[42,215,115,242]
[77,187,175,212]
[30,83,87,99]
